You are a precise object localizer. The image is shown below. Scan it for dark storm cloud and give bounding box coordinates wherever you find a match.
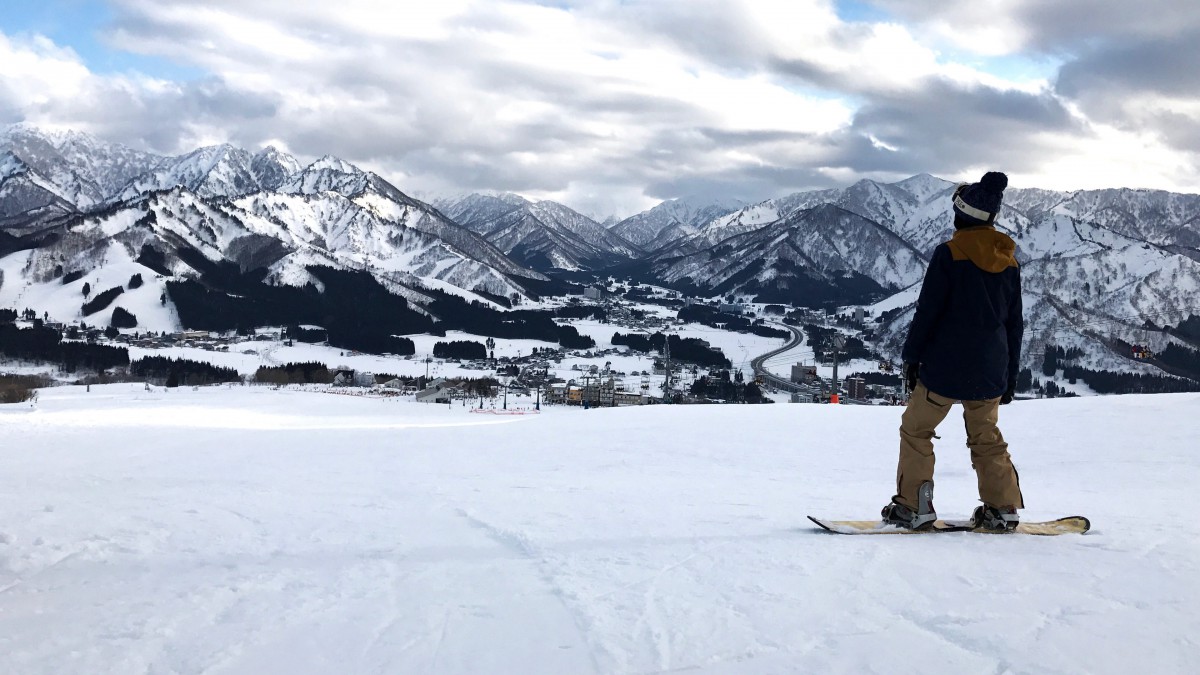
[827,78,1080,177]
[1052,27,1200,151]
[864,0,1200,51]
[1010,2,1200,52]
[1056,30,1200,100]
[861,1,1200,157]
[1051,24,1200,154]
[1150,111,1200,153]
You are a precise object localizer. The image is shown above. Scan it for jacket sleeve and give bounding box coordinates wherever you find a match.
[902,245,950,365]
[1006,268,1024,388]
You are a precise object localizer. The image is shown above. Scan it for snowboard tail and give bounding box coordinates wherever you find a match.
[808,515,1090,535]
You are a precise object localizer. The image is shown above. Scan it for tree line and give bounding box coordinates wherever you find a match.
[166,261,597,354]
[0,324,128,373]
[130,356,241,386]
[433,340,487,360]
[676,304,790,340]
[611,331,731,368]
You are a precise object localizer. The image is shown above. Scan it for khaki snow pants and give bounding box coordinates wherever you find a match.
[894,381,1024,511]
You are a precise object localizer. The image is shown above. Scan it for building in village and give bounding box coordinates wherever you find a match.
[791,363,819,384]
[415,378,453,403]
[844,376,867,401]
[545,379,646,407]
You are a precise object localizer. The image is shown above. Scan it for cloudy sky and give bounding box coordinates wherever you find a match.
[3,0,1199,217]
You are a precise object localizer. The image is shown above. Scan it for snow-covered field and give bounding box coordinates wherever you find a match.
[2,385,1197,674]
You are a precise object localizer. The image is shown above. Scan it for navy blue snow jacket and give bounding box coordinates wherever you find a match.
[902,225,1024,401]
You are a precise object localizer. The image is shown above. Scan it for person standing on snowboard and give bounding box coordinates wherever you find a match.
[880,171,1025,531]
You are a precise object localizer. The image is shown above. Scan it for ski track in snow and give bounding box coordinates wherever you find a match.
[2,384,1199,674]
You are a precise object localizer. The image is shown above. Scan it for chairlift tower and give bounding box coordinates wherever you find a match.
[663,333,672,402]
[831,334,846,404]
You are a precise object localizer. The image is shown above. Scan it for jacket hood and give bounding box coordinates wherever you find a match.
[948,226,1018,273]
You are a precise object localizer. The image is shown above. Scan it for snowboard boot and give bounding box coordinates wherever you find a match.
[881,481,936,530]
[971,504,1019,531]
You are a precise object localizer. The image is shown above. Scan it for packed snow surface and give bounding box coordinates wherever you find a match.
[2,386,1198,674]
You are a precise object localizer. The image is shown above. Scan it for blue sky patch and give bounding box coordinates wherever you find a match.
[1,0,202,81]
[834,0,892,24]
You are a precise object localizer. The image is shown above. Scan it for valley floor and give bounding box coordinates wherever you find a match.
[2,385,1198,674]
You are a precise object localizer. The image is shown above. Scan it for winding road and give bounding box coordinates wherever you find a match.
[750,323,822,396]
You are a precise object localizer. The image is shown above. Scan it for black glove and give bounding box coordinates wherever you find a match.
[902,362,919,392]
[1000,385,1015,405]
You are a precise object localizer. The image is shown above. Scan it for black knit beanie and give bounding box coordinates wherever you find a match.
[952,171,1008,228]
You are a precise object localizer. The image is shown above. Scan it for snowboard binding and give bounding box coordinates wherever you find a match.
[881,481,937,530]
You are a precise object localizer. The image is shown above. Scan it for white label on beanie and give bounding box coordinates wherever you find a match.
[954,193,992,221]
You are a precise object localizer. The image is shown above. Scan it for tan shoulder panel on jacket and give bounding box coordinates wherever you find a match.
[946,227,1018,273]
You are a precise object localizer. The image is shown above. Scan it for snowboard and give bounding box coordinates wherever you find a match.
[807,515,1090,536]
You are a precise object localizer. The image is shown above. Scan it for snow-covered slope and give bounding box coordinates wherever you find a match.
[280,169,546,283]
[234,190,536,297]
[3,385,1197,674]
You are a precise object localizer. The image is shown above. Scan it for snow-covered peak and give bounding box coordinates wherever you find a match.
[610,196,745,250]
[251,146,301,191]
[893,173,955,201]
[493,192,531,207]
[528,199,588,222]
[308,155,364,176]
[280,155,371,196]
[1,125,165,208]
[111,144,258,203]
[437,193,532,233]
[0,149,80,221]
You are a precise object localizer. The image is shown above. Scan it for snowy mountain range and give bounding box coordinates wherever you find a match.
[704,174,1200,382]
[599,170,1199,383]
[0,126,553,334]
[3,124,1199,386]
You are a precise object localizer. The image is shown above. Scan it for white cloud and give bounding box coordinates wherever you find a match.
[0,33,99,119]
[2,0,1199,218]
[1015,104,1200,193]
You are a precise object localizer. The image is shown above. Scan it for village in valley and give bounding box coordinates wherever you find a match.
[1,279,907,410]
